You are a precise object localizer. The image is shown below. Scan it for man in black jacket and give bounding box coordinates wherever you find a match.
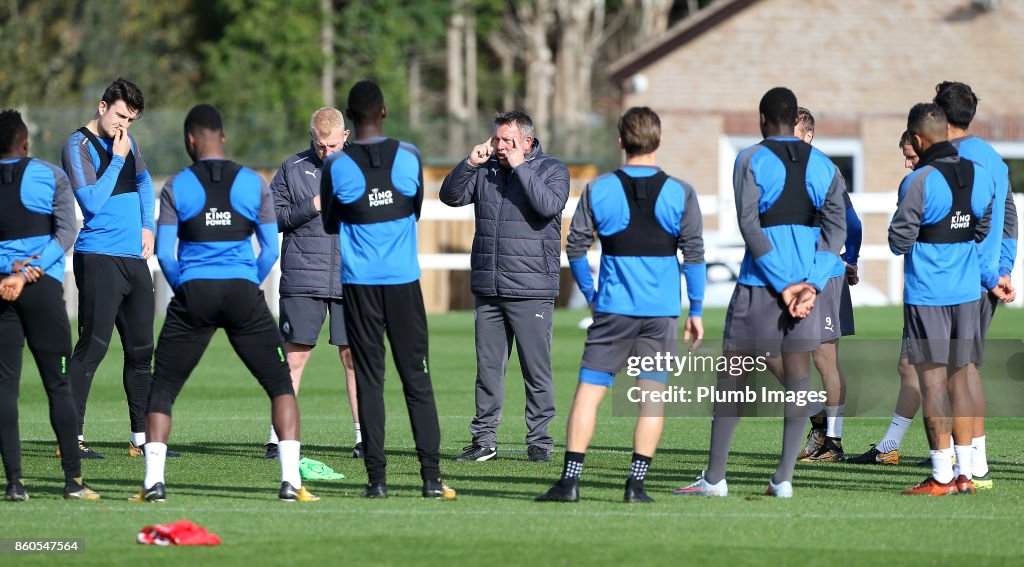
[262,107,362,460]
[440,111,570,463]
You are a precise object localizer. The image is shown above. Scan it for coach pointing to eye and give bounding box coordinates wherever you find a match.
[440,111,570,464]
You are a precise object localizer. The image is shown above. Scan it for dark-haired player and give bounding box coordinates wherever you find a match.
[890,103,998,496]
[61,78,161,459]
[932,81,1017,489]
[674,87,846,498]
[856,102,1019,478]
[321,80,453,499]
[131,104,317,503]
[0,109,100,501]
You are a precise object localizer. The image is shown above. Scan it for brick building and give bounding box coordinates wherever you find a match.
[608,0,1024,300]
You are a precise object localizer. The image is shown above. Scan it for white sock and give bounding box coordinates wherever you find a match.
[353,422,362,445]
[267,424,279,446]
[972,436,988,477]
[954,445,973,480]
[132,431,146,447]
[144,442,167,489]
[931,449,954,484]
[877,414,912,453]
[78,434,84,442]
[279,440,301,488]
[825,405,844,438]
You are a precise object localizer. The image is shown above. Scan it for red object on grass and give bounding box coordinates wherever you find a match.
[137,520,222,546]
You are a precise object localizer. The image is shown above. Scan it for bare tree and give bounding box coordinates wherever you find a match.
[552,0,632,156]
[507,0,556,142]
[641,0,674,37]
[485,30,516,111]
[482,0,707,156]
[465,9,478,133]
[321,0,335,107]
[447,0,468,150]
[553,0,589,155]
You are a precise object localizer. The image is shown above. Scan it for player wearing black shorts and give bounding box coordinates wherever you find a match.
[130,105,317,503]
[0,109,99,501]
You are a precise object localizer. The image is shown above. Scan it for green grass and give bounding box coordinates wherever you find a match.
[3,307,1024,566]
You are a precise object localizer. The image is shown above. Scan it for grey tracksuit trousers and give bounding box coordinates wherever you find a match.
[469,296,555,450]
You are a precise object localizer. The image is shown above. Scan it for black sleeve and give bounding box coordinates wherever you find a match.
[320,157,341,235]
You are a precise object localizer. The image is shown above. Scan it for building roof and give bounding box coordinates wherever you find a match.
[608,0,760,84]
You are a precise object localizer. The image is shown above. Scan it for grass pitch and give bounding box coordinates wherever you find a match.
[3,307,1023,566]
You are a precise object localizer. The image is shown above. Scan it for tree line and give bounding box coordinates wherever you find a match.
[0,0,713,175]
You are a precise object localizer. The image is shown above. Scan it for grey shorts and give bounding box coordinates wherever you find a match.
[818,276,845,342]
[903,301,982,369]
[975,291,1000,364]
[979,291,998,341]
[839,277,855,337]
[580,313,678,383]
[723,284,821,357]
[279,296,348,347]
[900,326,909,360]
